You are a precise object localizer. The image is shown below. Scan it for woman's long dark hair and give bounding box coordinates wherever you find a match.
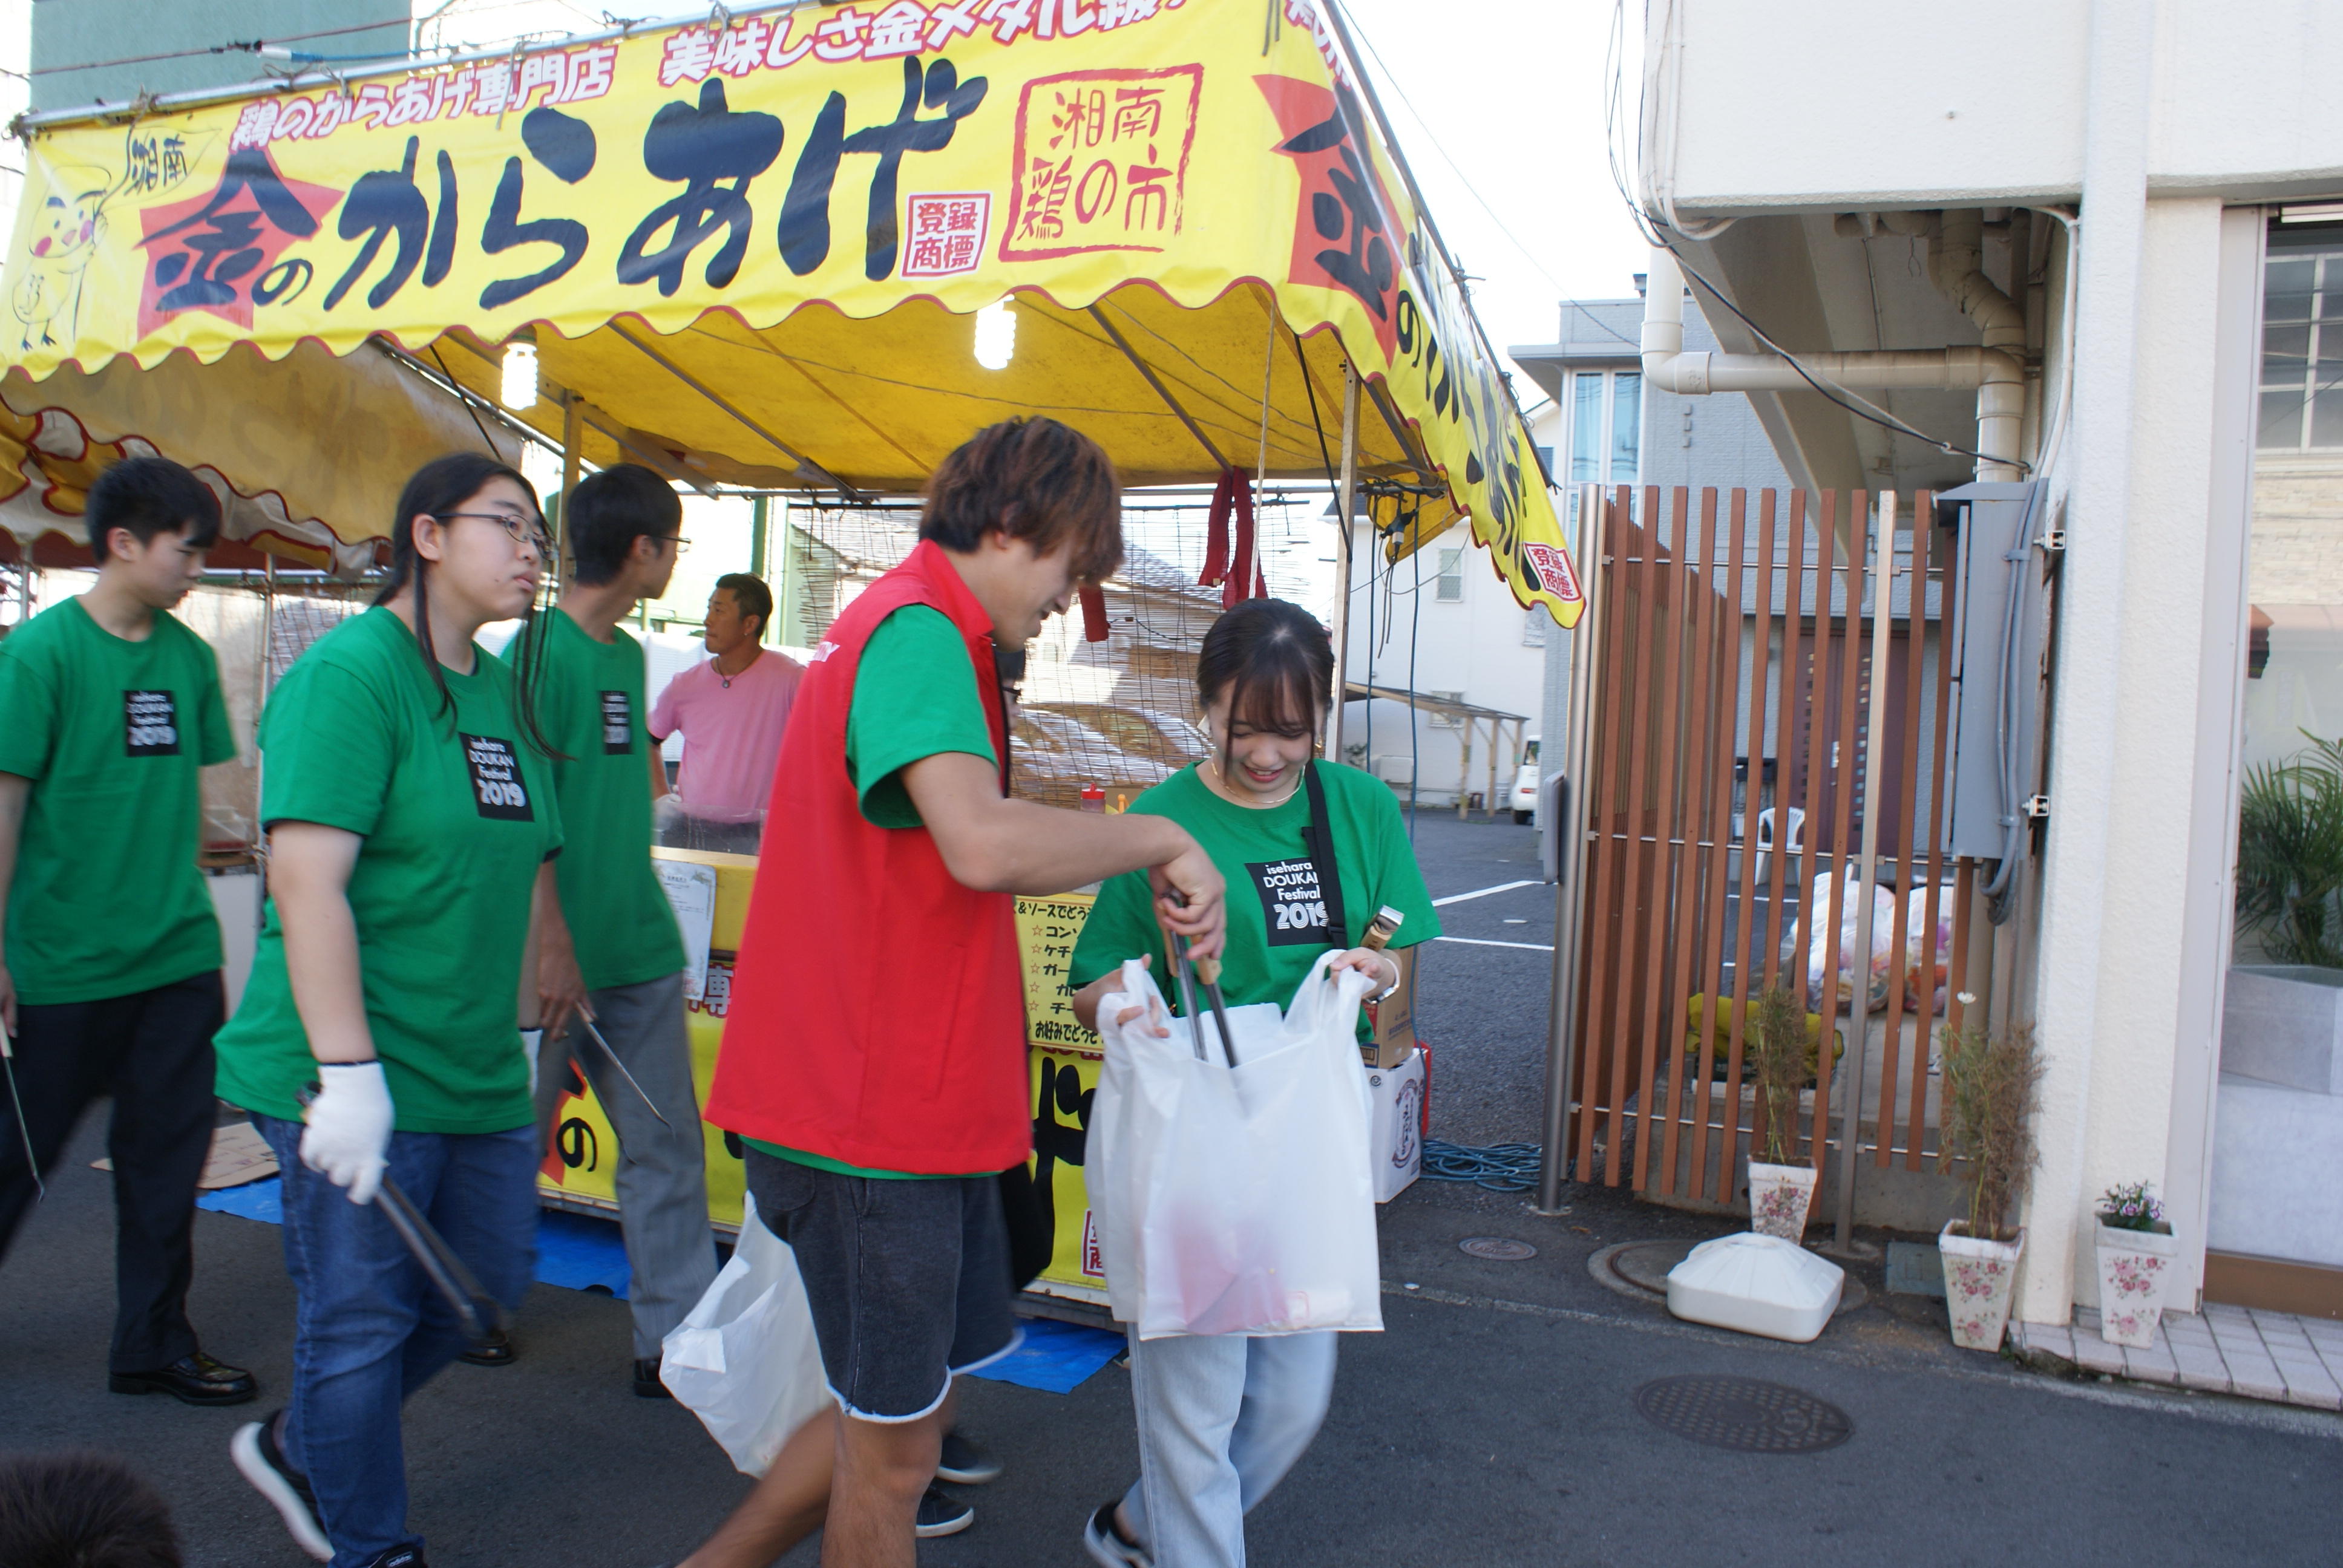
[374,452,559,757]
[1195,598,1335,776]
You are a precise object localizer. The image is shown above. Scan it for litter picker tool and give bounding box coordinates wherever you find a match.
[571,1016,672,1129]
[1,1033,42,1201]
[298,1085,506,1345]
[1162,888,1239,1068]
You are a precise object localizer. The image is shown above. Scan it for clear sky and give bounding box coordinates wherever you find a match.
[1342,0,1652,368]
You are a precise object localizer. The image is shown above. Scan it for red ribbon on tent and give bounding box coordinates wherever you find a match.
[1199,470,1266,609]
[1079,583,1110,642]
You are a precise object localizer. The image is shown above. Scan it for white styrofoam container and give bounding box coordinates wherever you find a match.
[1665,1232,1844,1343]
[1365,1048,1424,1203]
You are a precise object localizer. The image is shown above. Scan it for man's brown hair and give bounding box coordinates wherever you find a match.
[920,417,1122,583]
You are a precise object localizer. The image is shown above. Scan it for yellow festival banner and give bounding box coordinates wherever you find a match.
[3,0,1580,622]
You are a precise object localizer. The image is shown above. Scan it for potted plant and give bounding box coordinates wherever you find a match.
[2092,1181,2180,1348]
[1937,1020,2043,1351]
[1745,985,1820,1243]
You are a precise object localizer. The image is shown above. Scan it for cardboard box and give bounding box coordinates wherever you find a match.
[1366,1047,1424,1203]
[1361,945,1417,1069]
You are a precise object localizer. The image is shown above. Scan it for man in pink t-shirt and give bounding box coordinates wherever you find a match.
[649,573,801,855]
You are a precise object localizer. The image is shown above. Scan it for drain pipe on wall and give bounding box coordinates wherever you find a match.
[1639,238,2026,483]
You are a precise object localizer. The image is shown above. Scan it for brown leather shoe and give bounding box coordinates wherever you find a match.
[110,1350,257,1406]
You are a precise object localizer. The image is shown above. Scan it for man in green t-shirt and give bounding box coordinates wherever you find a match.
[0,457,256,1406]
[514,464,716,1398]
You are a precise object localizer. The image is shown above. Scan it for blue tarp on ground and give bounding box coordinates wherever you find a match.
[198,1178,1123,1391]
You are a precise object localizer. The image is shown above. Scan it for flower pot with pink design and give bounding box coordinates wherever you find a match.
[1936,1015,2043,1353]
[1939,1220,2026,1351]
[1746,1161,1819,1242]
[1742,988,1818,1243]
[2093,1182,2179,1348]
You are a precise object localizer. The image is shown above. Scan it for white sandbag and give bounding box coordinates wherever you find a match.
[660,1190,829,1476]
[1091,952,1383,1340]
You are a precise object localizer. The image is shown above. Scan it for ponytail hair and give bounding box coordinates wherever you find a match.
[374,452,560,758]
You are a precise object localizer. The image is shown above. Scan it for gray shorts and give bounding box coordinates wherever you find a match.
[744,1150,1021,1422]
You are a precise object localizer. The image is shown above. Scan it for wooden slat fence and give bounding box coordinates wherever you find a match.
[1568,488,1990,1206]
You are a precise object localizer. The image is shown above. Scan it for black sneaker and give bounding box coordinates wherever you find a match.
[1082,1499,1150,1568]
[914,1485,974,1539]
[458,1329,514,1367]
[935,1429,1001,1485]
[634,1356,671,1399]
[356,1549,427,1568]
[232,1411,331,1562]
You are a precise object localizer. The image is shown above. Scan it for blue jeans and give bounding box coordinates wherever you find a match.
[1121,1330,1339,1568]
[252,1116,538,1568]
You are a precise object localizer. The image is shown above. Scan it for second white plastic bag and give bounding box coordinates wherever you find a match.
[1090,951,1383,1340]
[659,1189,830,1476]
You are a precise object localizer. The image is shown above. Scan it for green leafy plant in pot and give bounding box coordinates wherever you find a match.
[2091,1180,2179,1349]
[2236,734,2343,964]
[1936,1018,2043,1351]
[1743,985,1820,1243]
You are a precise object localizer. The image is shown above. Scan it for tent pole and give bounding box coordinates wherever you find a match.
[1537,485,1605,1212]
[1088,305,1232,474]
[1327,362,1360,766]
[1835,493,1898,1251]
[609,322,861,500]
[559,393,582,569]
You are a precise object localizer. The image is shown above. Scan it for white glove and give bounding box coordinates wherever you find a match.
[301,1061,394,1206]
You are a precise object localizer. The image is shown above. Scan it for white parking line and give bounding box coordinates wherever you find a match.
[1435,936,1555,952]
[1430,878,1539,907]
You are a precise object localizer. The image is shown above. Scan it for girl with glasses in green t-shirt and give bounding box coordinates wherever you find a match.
[1066,598,1440,1568]
[218,452,571,1568]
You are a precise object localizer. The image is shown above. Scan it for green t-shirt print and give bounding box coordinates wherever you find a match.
[0,598,235,1004]
[510,612,685,991]
[215,607,564,1136]
[746,604,998,1181]
[1067,763,1441,1039]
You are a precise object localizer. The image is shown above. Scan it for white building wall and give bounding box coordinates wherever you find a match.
[1342,516,1544,808]
[1653,1,2343,214]
[1653,0,2343,1320]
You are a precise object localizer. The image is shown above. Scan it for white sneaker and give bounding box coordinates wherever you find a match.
[231,1414,332,1562]
[1083,1499,1152,1567]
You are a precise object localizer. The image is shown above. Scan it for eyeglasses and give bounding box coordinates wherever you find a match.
[660,534,690,554]
[437,511,552,553]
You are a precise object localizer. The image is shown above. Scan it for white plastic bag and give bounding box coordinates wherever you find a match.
[659,1190,829,1476]
[1090,952,1383,1340]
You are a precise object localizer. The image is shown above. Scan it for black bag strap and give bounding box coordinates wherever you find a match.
[1300,760,1349,946]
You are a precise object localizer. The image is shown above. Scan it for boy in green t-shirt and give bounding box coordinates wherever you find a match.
[510,463,716,1397]
[0,457,255,1406]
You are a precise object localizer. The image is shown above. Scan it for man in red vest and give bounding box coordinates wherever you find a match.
[700,417,1224,1568]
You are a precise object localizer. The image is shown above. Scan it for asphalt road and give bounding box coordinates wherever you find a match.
[8,814,2340,1566]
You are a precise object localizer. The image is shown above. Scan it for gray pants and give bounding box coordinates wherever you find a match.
[1119,1330,1339,1568]
[534,972,718,1360]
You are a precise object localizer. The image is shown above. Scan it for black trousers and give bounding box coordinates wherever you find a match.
[0,970,224,1373]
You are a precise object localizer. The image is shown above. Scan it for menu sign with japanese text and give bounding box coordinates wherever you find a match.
[4,0,1578,626]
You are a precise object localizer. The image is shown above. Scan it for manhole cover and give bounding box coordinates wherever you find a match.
[1633,1375,1852,1454]
[1459,1236,1538,1261]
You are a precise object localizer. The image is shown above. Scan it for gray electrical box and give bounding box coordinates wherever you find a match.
[1937,482,2054,863]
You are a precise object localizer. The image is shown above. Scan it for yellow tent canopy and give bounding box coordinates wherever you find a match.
[2,0,1579,624]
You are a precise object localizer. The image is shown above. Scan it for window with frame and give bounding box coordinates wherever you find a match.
[1435,547,1464,602]
[2261,247,2343,450]
[1564,368,1642,524]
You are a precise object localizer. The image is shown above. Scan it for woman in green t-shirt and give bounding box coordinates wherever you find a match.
[1066,598,1438,1568]
[219,453,571,1568]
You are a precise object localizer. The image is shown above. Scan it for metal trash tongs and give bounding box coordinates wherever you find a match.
[1163,889,1238,1068]
[569,1016,672,1129]
[298,1085,506,1345]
